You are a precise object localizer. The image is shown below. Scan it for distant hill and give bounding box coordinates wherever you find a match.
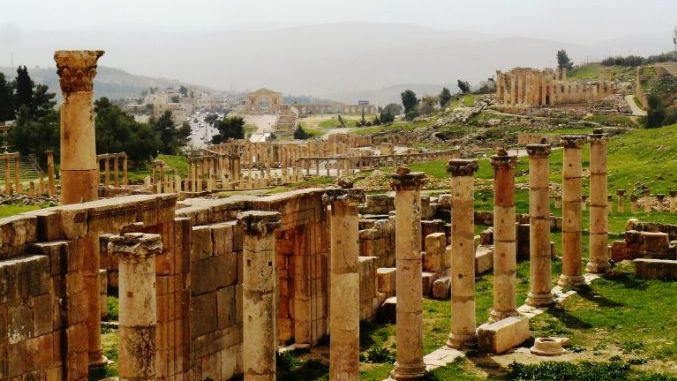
[0,66,212,101]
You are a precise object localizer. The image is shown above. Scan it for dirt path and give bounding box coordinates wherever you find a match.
[625,95,647,116]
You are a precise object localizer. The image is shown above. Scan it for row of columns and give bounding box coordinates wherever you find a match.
[98,153,128,187]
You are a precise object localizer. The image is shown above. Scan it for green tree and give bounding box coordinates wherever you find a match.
[457,80,471,94]
[31,84,56,118]
[94,97,162,164]
[383,103,403,116]
[646,93,667,128]
[204,113,218,127]
[212,116,245,143]
[293,124,310,140]
[0,73,14,121]
[8,105,60,159]
[401,90,419,114]
[379,110,395,124]
[439,87,452,108]
[14,66,34,112]
[557,49,574,72]
[152,111,187,154]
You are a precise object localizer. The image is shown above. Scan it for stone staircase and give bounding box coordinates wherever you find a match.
[275,109,298,139]
[0,155,45,188]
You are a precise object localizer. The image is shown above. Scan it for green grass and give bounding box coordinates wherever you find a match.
[0,203,50,218]
[586,114,637,127]
[88,327,119,380]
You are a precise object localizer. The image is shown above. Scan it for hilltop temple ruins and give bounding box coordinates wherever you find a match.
[495,67,614,108]
[0,50,675,381]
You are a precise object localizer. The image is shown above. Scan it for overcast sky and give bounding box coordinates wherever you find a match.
[2,0,675,42]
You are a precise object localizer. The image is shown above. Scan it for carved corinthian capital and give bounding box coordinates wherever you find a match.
[54,50,104,93]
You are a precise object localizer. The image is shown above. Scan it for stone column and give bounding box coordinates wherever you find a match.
[4,158,11,195]
[14,156,21,193]
[54,50,104,204]
[46,150,56,197]
[670,190,676,213]
[238,211,281,381]
[447,159,479,348]
[526,144,554,307]
[630,194,639,213]
[490,151,518,321]
[587,130,610,273]
[643,191,652,213]
[104,157,110,187]
[656,194,665,212]
[558,136,586,288]
[108,233,161,381]
[114,155,120,186]
[122,154,128,186]
[617,189,626,213]
[324,185,365,381]
[390,167,427,380]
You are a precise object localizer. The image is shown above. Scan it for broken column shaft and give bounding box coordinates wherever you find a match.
[587,129,610,273]
[109,233,162,381]
[324,186,365,381]
[239,211,281,381]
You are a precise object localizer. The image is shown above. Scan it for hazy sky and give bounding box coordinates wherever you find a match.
[2,0,675,43]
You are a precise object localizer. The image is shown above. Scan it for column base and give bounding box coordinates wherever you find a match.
[446,333,477,350]
[557,274,586,288]
[489,309,519,323]
[526,292,554,307]
[391,361,427,380]
[88,353,108,368]
[586,261,610,274]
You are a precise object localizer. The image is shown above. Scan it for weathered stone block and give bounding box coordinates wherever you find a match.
[191,292,217,339]
[633,259,677,280]
[192,254,237,295]
[217,286,236,329]
[0,215,38,249]
[377,296,397,322]
[376,267,396,295]
[422,272,436,297]
[425,232,447,256]
[475,245,494,274]
[478,316,531,354]
[431,276,451,299]
[191,226,213,261]
[211,222,235,256]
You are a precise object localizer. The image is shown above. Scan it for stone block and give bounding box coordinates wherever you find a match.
[478,316,531,354]
[422,272,436,297]
[191,225,213,261]
[431,276,451,299]
[192,254,238,295]
[377,296,397,322]
[425,232,447,256]
[211,222,235,256]
[480,227,494,245]
[376,267,396,296]
[191,292,217,339]
[633,259,677,280]
[217,286,236,329]
[475,245,494,274]
[0,215,38,249]
[423,252,442,272]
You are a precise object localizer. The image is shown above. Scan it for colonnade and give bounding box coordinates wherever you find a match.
[97,152,128,187]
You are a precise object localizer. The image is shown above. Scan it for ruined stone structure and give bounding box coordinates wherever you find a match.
[587,129,610,273]
[496,67,614,108]
[243,88,284,114]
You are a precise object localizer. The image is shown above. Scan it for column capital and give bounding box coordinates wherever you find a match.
[588,128,608,143]
[323,185,365,207]
[490,149,517,170]
[560,135,586,149]
[656,194,665,201]
[54,50,104,93]
[617,189,626,196]
[108,233,162,261]
[447,159,479,177]
[390,167,426,190]
[237,211,281,236]
[526,143,552,157]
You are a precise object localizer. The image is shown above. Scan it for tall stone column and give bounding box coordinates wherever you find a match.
[617,189,626,213]
[526,144,554,307]
[324,184,365,381]
[54,50,104,204]
[46,150,56,196]
[656,194,665,212]
[390,167,427,380]
[114,155,120,186]
[558,136,586,288]
[587,129,610,273]
[490,151,518,321]
[670,190,676,213]
[447,159,479,348]
[643,190,651,213]
[104,157,110,187]
[14,156,21,193]
[122,153,128,186]
[108,233,162,381]
[238,211,281,381]
[4,158,11,195]
[630,194,639,213]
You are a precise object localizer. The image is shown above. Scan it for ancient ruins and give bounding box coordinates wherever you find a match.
[0,49,675,381]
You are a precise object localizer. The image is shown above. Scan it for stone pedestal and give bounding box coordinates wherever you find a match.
[490,151,518,321]
[109,233,162,381]
[670,191,676,213]
[54,50,104,204]
[558,136,585,288]
[390,168,427,380]
[238,211,281,381]
[587,130,609,273]
[526,144,554,307]
[324,185,365,381]
[656,194,665,212]
[630,195,639,213]
[447,159,479,349]
[643,191,651,213]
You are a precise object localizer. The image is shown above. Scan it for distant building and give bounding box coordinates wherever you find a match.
[495,67,614,107]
